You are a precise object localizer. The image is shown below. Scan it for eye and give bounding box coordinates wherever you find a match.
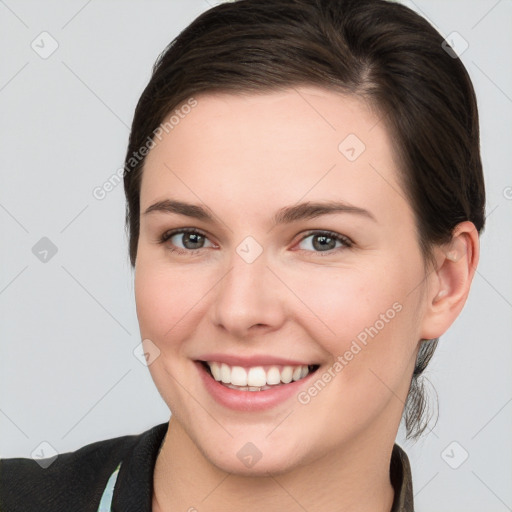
[296,230,352,254]
[159,228,215,254]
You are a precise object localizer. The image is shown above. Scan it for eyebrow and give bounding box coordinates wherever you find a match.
[143,199,376,225]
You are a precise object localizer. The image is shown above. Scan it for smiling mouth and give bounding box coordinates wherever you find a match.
[199,360,320,391]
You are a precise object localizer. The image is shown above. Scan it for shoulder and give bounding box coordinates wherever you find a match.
[0,423,167,512]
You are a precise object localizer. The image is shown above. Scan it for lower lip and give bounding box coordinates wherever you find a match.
[196,361,318,411]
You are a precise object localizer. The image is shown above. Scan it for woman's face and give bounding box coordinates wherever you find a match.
[135,86,435,474]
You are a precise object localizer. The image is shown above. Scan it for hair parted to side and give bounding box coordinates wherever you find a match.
[123,0,485,440]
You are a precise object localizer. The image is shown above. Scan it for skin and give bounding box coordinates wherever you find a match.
[134,86,479,512]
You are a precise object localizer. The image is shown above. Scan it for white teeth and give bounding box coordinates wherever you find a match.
[231,366,247,386]
[247,367,267,387]
[220,363,231,383]
[224,383,272,392]
[292,366,302,381]
[205,361,314,388]
[210,361,222,381]
[266,366,281,385]
[280,366,293,384]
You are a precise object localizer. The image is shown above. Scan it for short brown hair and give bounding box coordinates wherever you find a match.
[123,0,485,439]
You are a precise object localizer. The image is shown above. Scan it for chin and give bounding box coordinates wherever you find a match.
[197,434,305,477]
[208,451,299,477]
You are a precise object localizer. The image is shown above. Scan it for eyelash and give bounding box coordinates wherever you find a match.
[158,228,353,256]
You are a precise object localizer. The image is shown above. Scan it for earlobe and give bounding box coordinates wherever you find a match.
[420,221,479,339]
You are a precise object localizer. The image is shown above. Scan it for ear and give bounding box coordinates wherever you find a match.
[420,221,480,340]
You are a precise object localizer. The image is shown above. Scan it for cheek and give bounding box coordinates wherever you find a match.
[134,255,224,357]
[288,267,404,340]
[134,260,197,343]
[290,269,421,434]
[290,261,423,383]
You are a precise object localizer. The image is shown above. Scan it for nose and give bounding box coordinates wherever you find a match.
[210,245,287,339]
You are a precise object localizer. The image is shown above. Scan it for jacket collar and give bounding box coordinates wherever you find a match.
[390,443,415,511]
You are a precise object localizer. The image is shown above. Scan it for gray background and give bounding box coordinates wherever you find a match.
[1,1,511,510]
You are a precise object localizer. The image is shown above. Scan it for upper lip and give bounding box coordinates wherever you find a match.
[196,353,318,367]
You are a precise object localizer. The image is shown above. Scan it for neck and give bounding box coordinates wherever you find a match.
[152,416,396,512]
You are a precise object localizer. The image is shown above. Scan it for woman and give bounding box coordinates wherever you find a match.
[1,0,485,510]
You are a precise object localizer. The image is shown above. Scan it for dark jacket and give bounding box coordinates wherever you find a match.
[0,422,414,511]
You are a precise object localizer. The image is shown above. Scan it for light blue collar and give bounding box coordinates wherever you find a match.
[97,462,122,512]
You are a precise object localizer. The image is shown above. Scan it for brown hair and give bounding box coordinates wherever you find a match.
[123,0,485,439]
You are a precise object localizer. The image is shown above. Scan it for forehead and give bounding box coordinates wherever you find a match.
[140,86,407,223]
